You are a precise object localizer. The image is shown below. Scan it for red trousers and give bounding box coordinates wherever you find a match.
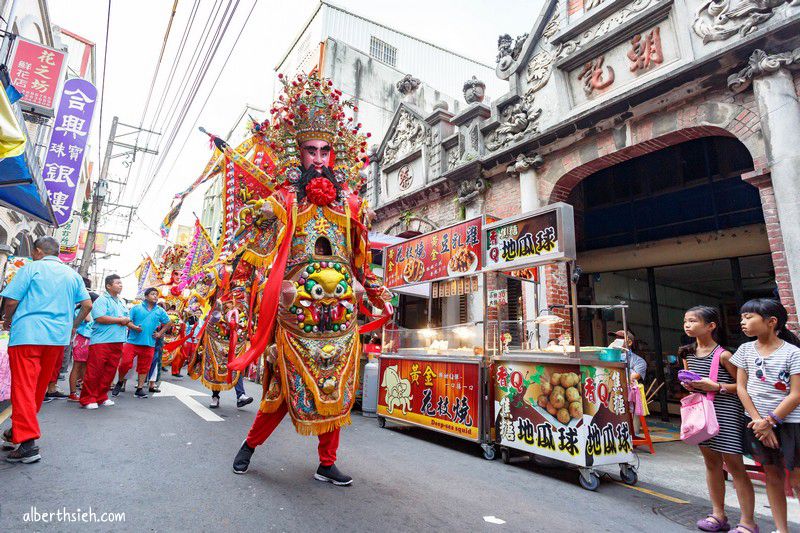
[80,343,123,406]
[8,345,64,443]
[119,343,155,378]
[49,347,66,384]
[171,345,190,375]
[245,402,340,466]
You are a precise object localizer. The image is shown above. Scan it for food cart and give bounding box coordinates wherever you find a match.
[483,203,637,491]
[377,216,497,459]
[376,205,637,489]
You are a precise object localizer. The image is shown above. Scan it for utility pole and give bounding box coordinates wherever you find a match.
[78,116,159,276]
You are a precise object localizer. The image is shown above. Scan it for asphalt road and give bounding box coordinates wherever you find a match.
[0,376,750,532]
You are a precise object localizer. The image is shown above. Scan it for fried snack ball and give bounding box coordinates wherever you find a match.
[559,373,571,388]
[566,386,581,403]
[552,385,565,398]
[550,373,561,386]
[540,380,552,396]
[550,391,566,409]
[546,402,558,415]
[537,395,548,408]
[569,401,583,419]
[557,408,570,424]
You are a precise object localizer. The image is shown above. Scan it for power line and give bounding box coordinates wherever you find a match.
[122,0,204,204]
[135,0,246,207]
[129,0,227,205]
[96,0,111,183]
[156,0,258,197]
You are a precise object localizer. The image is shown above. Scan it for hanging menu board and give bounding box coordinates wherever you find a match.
[384,217,491,289]
[483,203,575,272]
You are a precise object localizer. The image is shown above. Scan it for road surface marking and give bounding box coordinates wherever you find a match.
[613,481,690,504]
[153,382,223,422]
[483,516,506,524]
[0,405,10,425]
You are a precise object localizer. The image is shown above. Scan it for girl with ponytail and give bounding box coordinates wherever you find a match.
[731,298,800,533]
[681,306,755,533]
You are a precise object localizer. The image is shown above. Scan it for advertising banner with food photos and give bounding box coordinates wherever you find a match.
[383,217,484,289]
[494,360,634,466]
[378,356,481,441]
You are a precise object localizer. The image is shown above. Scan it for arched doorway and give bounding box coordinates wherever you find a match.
[566,135,773,415]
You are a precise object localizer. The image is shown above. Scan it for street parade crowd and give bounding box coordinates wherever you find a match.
[0,73,799,533]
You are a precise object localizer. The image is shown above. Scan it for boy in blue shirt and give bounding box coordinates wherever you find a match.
[114,288,171,398]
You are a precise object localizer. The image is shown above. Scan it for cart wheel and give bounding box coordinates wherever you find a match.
[620,465,638,485]
[377,416,386,428]
[501,448,510,464]
[482,445,496,461]
[578,472,601,491]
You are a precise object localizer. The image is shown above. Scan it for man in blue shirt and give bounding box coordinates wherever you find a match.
[0,237,91,464]
[79,274,136,409]
[114,287,171,398]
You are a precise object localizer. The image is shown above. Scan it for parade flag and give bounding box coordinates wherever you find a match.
[135,256,162,298]
[41,78,97,225]
[179,218,216,287]
[0,79,25,159]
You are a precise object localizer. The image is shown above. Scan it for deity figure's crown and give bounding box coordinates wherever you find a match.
[258,72,370,191]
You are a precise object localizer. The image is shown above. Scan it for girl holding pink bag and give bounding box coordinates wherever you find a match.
[681,306,756,533]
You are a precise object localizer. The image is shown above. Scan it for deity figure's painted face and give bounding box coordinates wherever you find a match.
[300,140,331,172]
[170,270,181,284]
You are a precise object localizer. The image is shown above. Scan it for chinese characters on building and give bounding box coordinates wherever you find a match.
[42,78,97,225]
[9,39,67,111]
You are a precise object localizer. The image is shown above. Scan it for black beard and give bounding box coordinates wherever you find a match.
[297,165,341,203]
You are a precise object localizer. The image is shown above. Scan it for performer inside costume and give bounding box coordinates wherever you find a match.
[210,73,394,486]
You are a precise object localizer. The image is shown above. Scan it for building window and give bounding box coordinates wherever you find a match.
[369,36,397,66]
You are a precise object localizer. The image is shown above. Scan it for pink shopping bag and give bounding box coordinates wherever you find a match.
[680,346,722,445]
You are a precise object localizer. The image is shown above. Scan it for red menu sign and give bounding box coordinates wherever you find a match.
[9,38,67,112]
[384,217,483,288]
[378,357,481,440]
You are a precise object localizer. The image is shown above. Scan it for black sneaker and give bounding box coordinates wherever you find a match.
[134,388,148,399]
[47,390,69,400]
[232,441,255,474]
[236,395,254,409]
[171,373,183,379]
[5,440,41,464]
[111,381,124,397]
[314,463,353,486]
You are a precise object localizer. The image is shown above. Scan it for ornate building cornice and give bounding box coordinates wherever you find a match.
[728,47,800,94]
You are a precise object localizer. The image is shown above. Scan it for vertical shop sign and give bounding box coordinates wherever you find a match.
[41,78,97,225]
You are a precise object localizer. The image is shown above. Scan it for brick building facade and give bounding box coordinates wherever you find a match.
[371,0,800,411]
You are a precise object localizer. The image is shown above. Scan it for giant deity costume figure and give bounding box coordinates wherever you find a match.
[201,73,393,486]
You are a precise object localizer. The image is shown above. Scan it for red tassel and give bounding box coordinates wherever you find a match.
[229,192,296,371]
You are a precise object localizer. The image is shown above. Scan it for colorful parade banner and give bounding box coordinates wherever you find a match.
[180,219,216,286]
[383,217,483,289]
[378,357,481,441]
[135,256,162,299]
[8,37,67,114]
[41,78,97,225]
[55,213,82,263]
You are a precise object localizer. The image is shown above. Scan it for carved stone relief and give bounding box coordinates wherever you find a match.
[383,110,426,167]
[526,50,556,93]
[446,149,460,170]
[463,76,486,104]
[542,11,561,39]
[727,47,800,93]
[585,0,605,10]
[693,0,799,44]
[496,33,529,72]
[426,128,441,176]
[555,0,655,60]
[456,178,488,206]
[506,153,545,175]
[396,74,421,95]
[485,91,543,152]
